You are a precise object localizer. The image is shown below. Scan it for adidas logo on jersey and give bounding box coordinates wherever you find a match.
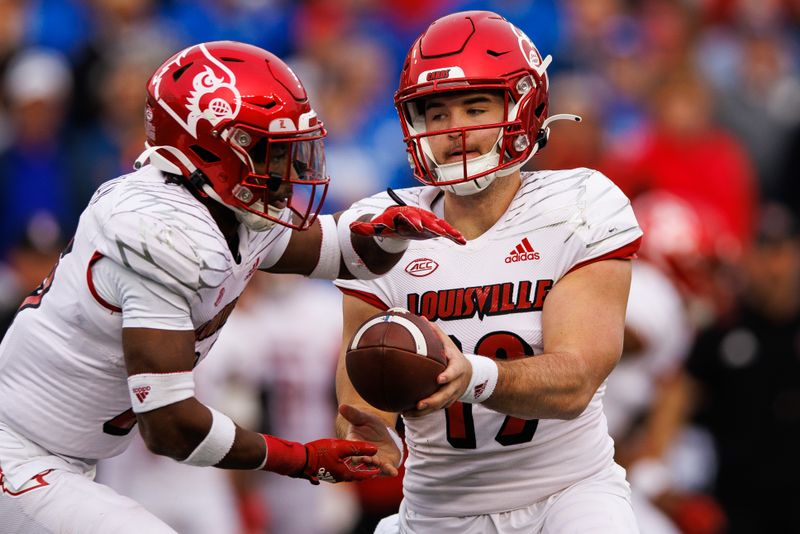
[505,238,540,263]
[133,386,151,403]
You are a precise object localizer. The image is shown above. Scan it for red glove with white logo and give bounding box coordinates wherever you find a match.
[350,205,466,245]
[262,435,380,485]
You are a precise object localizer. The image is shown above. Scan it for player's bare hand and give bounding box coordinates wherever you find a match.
[404,321,471,418]
[350,205,466,245]
[339,404,401,477]
[298,438,381,485]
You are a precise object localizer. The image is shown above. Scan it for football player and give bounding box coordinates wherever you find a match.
[607,192,730,534]
[335,11,643,533]
[0,41,463,533]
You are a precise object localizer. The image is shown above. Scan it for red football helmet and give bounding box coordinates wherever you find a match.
[138,41,328,231]
[395,11,579,195]
[633,191,742,324]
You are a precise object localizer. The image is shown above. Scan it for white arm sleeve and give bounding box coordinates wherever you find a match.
[91,257,194,330]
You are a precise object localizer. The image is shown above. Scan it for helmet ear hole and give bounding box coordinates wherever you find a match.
[534,103,546,118]
[189,144,221,163]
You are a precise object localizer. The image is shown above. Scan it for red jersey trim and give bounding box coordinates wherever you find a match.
[0,468,52,496]
[338,287,389,311]
[87,252,123,313]
[566,236,642,276]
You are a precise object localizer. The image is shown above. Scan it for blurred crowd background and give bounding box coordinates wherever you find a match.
[0,0,799,533]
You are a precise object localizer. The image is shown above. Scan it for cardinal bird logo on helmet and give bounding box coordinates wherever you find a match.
[142,41,330,231]
[151,44,241,138]
[185,65,240,134]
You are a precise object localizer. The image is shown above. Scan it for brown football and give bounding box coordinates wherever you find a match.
[346,308,446,412]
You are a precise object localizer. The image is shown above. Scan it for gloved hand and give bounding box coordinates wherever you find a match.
[350,205,466,245]
[262,435,380,485]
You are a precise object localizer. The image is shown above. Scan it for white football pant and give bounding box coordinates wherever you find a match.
[375,463,639,534]
[0,467,176,533]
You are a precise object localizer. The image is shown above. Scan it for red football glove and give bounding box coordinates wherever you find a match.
[262,435,380,485]
[350,205,466,245]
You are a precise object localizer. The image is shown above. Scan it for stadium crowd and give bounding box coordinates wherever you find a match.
[0,0,799,532]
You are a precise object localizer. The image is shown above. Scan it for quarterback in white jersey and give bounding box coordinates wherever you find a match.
[0,42,462,534]
[334,12,642,534]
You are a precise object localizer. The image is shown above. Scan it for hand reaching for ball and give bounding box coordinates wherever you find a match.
[338,404,402,478]
[402,320,473,418]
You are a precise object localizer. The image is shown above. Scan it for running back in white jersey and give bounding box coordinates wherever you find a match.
[0,165,291,462]
[336,168,642,517]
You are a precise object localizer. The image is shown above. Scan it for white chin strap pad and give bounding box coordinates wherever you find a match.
[425,128,504,196]
[202,184,280,232]
[439,115,583,196]
[234,203,281,232]
[443,172,498,196]
[434,149,501,196]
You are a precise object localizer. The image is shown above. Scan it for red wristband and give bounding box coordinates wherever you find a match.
[261,434,307,476]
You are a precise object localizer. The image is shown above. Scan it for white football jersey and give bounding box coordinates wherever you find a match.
[0,165,291,461]
[336,168,642,517]
[604,261,692,439]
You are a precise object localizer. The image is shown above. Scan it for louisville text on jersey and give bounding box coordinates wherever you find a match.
[407,279,553,321]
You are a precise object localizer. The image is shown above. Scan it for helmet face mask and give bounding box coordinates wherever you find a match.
[225,125,327,229]
[394,11,551,195]
[142,41,329,231]
[403,89,529,188]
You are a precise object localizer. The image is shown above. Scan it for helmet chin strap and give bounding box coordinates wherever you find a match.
[428,112,582,196]
[135,143,284,232]
[420,129,504,196]
[202,185,283,232]
[235,204,281,232]
[434,150,501,196]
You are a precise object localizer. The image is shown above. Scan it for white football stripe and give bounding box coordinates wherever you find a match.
[350,313,428,356]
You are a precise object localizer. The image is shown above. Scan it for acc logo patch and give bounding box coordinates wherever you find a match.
[405,258,439,277]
